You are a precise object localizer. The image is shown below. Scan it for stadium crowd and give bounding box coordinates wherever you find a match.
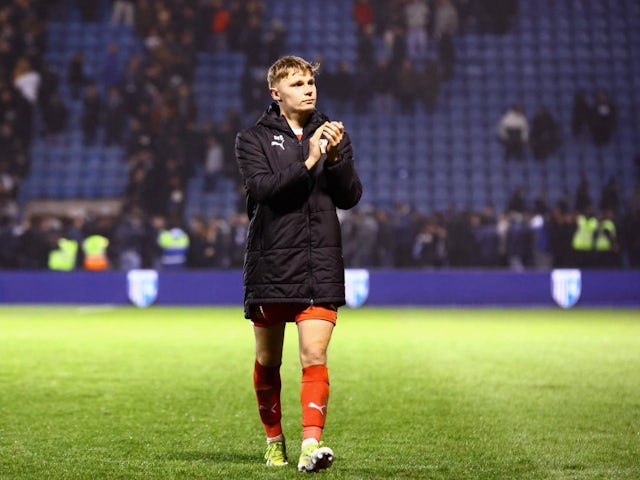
[0,0,639,271]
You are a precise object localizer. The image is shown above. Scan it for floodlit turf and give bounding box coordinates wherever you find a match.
[1,306,639,479]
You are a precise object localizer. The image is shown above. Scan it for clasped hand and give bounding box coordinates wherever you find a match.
[309,121,344,165]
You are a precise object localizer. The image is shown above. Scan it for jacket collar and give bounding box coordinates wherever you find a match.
[257,102,328,138]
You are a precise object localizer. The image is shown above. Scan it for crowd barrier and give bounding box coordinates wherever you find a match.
[0,269,638,308]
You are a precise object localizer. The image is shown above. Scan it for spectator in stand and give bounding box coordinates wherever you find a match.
[121,54,145,116]
[181,121,207,178]
[126,118,154,157]
[446,210,478,267]
[174,83,197,124]
[507,186,528,213]
[374,208,395,267]
[353,60,375,114]
[210,0,230,52]
[111,0,135,27]
[134,0,154,37]
[590,89,616,146]
[594,208,620,268]
[123,164,151,213]
[547,202,575,268]
[187,216,230,268]
[67,51,88,100]
[412,215,447,267]
[102,43,122,90]
[571,202,598,268]
[384,20,407,70]
[371,57,395,113]
[203,134,224,191]
[392,202,418,267]
[351,207,379,267]
[12,57,39,145]
[264,19,287,66]
[0,156,17,203]
[156,214,190,269]
[0,86,29,157]
[166,169,186,220]
[104,86,126,146]
[187,216,213,268]
[506,211,533,270]
[81,81,102,145]
[405,0,430,62]
[13,57,42,106]
[15,214,55,269]
[226,0,246,51]
[0,213,20,269]
[111,207,155,270]
[356,23,376,70]
[0,122,23,181]
[529,105,561,161]
[599,176,620,215]
[532,189,549,216]
[353,0,374,32]
[497,104,528,160]
[574,175,593,214]
[42,92,68,136]
[571,89,591,139]
[37,61,60,115]
[241,15,264,68]
[474,206,500,266]
[394,58,420,114]
[433,0,459,81]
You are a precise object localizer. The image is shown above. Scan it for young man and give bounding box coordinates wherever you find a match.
[235,56,362,472]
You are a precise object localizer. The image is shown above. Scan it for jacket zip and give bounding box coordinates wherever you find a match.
[299,135,315,306]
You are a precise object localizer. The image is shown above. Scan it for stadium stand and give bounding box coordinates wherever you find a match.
[14,0,640,215]
[2,0,639,270]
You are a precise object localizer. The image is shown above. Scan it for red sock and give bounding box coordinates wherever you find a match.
[300,364,330,442]
[254,360,282,439]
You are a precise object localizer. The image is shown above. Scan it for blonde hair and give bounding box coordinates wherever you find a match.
[267,55,319,89]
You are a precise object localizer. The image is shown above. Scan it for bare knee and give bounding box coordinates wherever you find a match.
[299,346,327,368]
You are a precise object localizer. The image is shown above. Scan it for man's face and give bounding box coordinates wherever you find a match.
[271,69,316,116]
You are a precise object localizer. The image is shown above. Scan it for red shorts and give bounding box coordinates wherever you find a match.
[250,303,337,328]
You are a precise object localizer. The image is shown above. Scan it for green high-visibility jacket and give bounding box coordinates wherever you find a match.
[595,219,616,251]
[572,215,597,251]
[49,238,79,271]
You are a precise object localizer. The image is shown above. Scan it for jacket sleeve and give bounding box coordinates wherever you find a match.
[236,129,312,205]
[323,132,363,210]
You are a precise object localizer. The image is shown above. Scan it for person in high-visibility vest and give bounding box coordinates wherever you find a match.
[594,209,619,268]
[571,210,598,268]
[157,225,190,269]
[82,234,110,270]
[48,237,79,271]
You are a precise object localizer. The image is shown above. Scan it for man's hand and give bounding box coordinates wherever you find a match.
[305,121,345,169]
[305,123,327,170]
[322,121,344,163]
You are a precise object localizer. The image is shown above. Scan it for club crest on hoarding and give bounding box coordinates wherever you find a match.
[551,269,581,309]
[345,269,369,308]
[127,269,158,308]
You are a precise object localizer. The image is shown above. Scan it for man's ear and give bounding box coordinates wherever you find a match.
[270,88,280,102]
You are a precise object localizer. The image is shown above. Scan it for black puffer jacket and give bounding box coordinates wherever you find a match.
[235,103,362,318]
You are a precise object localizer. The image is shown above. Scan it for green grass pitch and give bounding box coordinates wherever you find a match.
[1,306,639,479]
